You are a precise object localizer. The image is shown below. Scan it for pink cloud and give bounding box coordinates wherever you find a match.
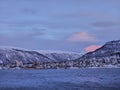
[68,32,98,42]
[85,45,101,52]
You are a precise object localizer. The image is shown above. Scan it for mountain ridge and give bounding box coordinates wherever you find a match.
[80,40,120,59]
[0,40,120,69]
[0,47,81,64]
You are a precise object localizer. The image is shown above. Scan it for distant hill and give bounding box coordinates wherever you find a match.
[0,47,81,65]
[80,40,120,59]
[75,40,120,68]
[0,40,120,69]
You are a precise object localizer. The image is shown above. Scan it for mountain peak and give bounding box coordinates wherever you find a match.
[81,40,120,59]
[105,40,120,44]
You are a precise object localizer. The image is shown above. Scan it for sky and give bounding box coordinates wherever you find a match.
[0,0,120,53]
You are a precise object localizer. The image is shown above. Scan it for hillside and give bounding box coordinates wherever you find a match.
[0,40,120,69]
[0,47,81,69]
[81,40,120,59]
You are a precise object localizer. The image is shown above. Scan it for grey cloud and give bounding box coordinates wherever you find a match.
[28,29,46,38]
[21,8,37,15]
[92,21,119,28]
[93,29,120,42]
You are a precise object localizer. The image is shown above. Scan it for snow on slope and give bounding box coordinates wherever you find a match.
[0,46,81,64]
[38,50,81,61]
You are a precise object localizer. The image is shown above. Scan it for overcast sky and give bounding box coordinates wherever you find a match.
[0,0,120,53]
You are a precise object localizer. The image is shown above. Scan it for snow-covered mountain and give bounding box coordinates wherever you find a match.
[76,40,120,67]
[0,47,81,65]
[0,40,120,69]
[38,50,81,61]
[80,40,120,59]
[0,48,52,65]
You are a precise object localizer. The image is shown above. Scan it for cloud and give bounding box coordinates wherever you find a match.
[68,32,98,42]
[22,8,37,15]
[85,45,101,52]
[29,29,46,37]
[92,21,119,28]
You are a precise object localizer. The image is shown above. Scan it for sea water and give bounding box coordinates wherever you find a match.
[0,68,120,90]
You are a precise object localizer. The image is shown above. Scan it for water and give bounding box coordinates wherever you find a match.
[0,68,120,90]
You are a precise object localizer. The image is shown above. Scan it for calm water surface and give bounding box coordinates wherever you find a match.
[0,68,120,90]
